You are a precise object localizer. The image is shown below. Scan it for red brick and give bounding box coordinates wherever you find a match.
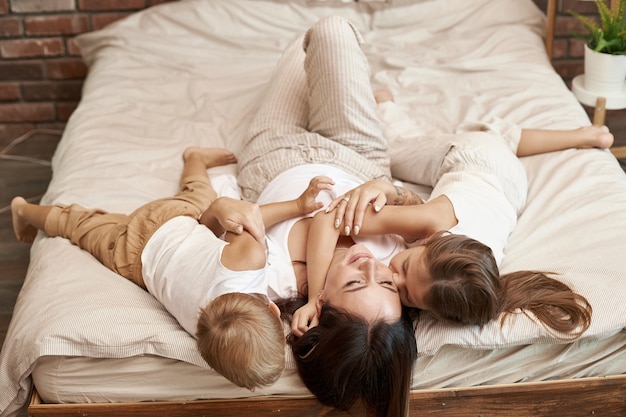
[147,0,176,5]
[78,0,145,11]
[0,17,21,37]
[562,0,599,14]
[0,38,64,58]
[25,15,89,36]
[0,82,20,101]
[552,60,585,82]
[0,102,55,122]
[0,0,8,14]
[46,58,88,79]
[34,121,67,131]
[0,123,35,145]
[21,80,83,101]
[555,15,588,37]
[91,12,133,30]
[10,0,75,13]
[569,38,586,57]
[66,37,82,56]
[552,39,568,59]
[56,101,78,121]
[0,61,44,80]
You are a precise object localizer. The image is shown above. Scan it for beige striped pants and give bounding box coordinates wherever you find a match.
[237,15,392,202]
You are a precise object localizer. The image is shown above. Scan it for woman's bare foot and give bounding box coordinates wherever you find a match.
[183,147,237,168]
[374,89,394,104]
[11,197,38,244]
[578,125,614,149]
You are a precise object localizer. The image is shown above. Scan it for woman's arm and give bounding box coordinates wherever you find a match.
[198,197,266,245]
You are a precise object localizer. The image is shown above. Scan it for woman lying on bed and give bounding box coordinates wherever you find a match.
[235,15,420,417]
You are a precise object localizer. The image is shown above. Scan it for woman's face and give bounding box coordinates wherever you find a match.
[321,244,402,323]
[389,246,431,310]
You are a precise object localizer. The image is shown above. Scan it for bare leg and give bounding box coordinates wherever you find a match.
[12,147,236,245]
[182,147,237,178]
[516,126,614,157]
[11,197,53,243]
[375,89,614,157]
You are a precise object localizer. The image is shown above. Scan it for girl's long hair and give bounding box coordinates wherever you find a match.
[422,233,592,336]
[278,300,417,417]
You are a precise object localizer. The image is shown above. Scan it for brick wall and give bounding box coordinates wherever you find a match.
[0,0,619,145]
[0,0,175,145]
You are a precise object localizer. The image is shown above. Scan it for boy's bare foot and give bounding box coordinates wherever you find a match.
[578,125,614,149]
[183,147,237,168]
[11,197,38,244]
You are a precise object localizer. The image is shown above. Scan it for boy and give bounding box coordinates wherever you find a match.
[11,146,330,390]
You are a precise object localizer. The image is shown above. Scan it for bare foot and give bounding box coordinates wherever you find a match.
[578,125,614,149]
[374,89,394,104]
[11,197,38,244]
[183,147,237,168]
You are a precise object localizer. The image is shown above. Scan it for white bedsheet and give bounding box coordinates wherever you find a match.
[2,0,626,415]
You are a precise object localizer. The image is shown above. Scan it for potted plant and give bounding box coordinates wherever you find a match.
[570,0,626,94]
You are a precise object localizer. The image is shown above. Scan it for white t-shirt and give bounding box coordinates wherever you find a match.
[257,164,406,300]
[377,101,527,265]
[141,216,267,336]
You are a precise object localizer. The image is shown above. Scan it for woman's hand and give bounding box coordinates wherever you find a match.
[291,301,320,337]
[326,180,395,236]
[326,180,424,236]
[296,176,335,215]
[200,197,266,247]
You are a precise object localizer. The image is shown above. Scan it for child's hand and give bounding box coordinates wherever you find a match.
[291,301,320,337]
[296,176,334,215]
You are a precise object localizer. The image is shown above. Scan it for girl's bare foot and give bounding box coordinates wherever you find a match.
[11,197,38,244]
[183,147,237,168]
[374,89,394,104]
[578,125,614,149]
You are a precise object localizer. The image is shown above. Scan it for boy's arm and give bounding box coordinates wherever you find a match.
[291,211,340,337]
[260,176,335,228]
[260,200,305,229]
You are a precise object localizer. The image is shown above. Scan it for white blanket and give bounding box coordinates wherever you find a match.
[2,0,626,415]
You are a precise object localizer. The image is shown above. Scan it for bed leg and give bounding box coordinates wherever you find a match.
[592,96,606,126]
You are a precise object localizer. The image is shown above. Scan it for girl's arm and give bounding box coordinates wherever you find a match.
[355,195,457,243]
[326,179,423,236]
[291,211,340,336]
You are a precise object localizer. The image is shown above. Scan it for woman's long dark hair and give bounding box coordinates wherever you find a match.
[278,300,417,417]
[422,233,592,336]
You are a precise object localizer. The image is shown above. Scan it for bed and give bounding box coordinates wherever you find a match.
[2,0,626,416]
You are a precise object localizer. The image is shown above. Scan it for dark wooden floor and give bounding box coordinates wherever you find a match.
[0,109,625,416]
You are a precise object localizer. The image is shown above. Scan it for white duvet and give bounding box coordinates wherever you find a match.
[2,0,626,415]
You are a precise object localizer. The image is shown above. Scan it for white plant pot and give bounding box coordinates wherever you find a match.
[584,44,626,95]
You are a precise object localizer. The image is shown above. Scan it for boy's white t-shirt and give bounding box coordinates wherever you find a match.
[141,216,267,336]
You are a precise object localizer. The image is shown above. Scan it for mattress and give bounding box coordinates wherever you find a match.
[2,0,626,415]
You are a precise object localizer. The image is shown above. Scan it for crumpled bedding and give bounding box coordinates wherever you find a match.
[2,0,626,415]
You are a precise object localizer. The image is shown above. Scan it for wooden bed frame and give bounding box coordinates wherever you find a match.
[28,375,626,416]
[25,0,626,415]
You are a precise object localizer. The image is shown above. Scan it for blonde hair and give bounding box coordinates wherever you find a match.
[196,292,285,390]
